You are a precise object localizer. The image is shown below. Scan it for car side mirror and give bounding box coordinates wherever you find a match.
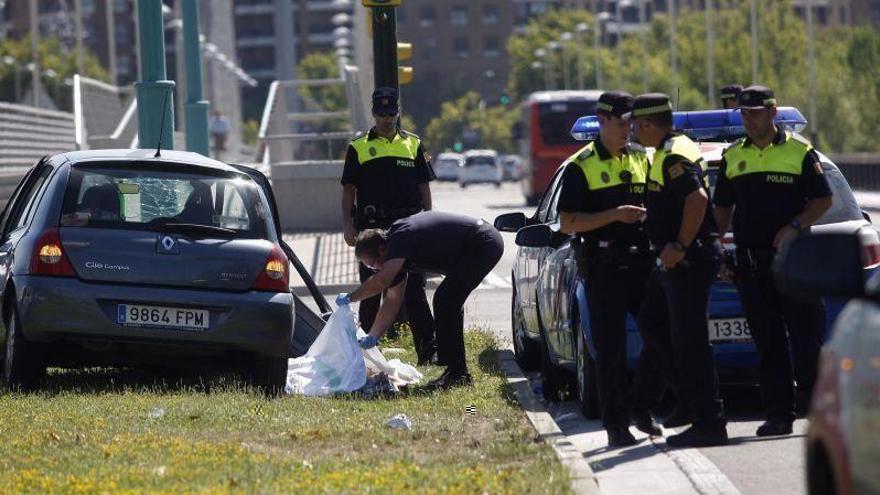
[515,224,553,247]
[494,212,527,233]
[776,231,867,300]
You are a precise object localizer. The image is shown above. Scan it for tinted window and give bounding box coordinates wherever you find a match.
[538,100,598,146]
[817,162,863,225]
[536,168,564,222]
[60,165,273,239]
[437,158,460,168]
[465,156,496,167]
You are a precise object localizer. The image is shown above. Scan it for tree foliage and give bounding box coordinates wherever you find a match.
[424,92,518,153]
[506,1,880,152]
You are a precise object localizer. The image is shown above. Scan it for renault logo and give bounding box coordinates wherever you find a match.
[162,236,176,251]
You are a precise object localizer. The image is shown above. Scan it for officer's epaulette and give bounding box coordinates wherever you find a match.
[626,142,647,154]
[573,148,594,163]
[721,137,746,155]
[789,132,812,147]
[400,130,420,140]
[352,131,368,142]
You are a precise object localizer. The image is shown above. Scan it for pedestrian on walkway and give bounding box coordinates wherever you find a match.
[713,86,831,436]
[340,87,438,364]
[631,93,729,448]
[336,211,504,389]
[557,91,664,447]
[210,110,230,160]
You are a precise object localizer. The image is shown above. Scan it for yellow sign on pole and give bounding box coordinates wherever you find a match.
[361,0,401,7]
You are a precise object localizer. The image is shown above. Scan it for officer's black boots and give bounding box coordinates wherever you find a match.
[425,367,473,391]
[661,403,692,429]
[665,422,729,448]
[606,426,638,447]
[632,412,663,437]
[756,419,793,437]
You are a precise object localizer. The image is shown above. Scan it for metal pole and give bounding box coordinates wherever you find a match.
[181,0,209,155]
[29,0,39,107]
[669,0,678,104]
[616,3,625,88]
[174,0,185,134]
[135,0,175,150]
[750,0,759,83]
[705,0,716,107]
[105,0,117,84]
[595,15,603,89]
[74,0,84,74]
[805,0,818,143]
[639,0,648,93]
[13,64,20,102]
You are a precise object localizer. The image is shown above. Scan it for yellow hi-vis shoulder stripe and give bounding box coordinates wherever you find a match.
[723,131,811,180]
[351,133,421,164]
[649,135,704,186]
[570,142,648,191]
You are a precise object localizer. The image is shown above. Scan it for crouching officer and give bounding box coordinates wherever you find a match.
[340,87,438,364]
[713,86,831,436]
[631,93,728,448]
[558,91,664,447]
[336,211,504,389]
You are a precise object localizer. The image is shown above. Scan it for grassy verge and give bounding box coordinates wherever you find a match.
[0,329,571,494]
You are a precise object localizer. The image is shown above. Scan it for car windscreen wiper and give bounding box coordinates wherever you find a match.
[159,222,236,238]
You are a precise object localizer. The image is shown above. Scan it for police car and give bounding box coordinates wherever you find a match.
[495,108,875,417]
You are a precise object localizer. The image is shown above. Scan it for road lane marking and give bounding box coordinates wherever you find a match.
[654,436,741,495]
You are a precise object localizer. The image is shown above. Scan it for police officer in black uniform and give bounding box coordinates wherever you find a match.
[557,91,664,447]
[713,86,832,436]
[631,93,728,448]
[720,84,743,110]
[337,211,504,389]
[340,87,438,364]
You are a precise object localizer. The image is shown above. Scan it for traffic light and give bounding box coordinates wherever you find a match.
[500,93,510,105]
[399,66,414,85]
[397,42,412,61]
[362,0,401,6]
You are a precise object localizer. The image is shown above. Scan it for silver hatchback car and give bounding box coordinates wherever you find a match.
[0,149,296,392]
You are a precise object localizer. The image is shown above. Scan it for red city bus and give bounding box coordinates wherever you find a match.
[516,91,601,205]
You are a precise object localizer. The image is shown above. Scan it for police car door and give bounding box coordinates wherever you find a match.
[536,176,576,362]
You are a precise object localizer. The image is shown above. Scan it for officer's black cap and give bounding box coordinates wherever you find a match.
[720,84,743,101]
[596,91,634,120]
[737,85,777,110]
[372,86,399,115]
[628,93,673,119]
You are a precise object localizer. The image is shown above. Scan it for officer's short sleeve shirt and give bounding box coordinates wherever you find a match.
[341,144,360,186]
[556,163,589,213]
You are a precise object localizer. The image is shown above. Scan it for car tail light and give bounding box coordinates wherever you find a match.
[252,244,290,293]
[858,228,880,269]
[30,228,76,277]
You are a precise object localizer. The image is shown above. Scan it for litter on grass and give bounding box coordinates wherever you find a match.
[386,413,413,431]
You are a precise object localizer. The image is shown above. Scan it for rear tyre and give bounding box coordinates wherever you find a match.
[248,356,288,397]
[3,305,46,391]
[511,289,539,371]
[807,443,838,495]
[575,316,601,420]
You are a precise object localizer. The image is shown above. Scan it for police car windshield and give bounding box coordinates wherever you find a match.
[465,156,496,167]
[60,165,274,240]
[540,100,598,146]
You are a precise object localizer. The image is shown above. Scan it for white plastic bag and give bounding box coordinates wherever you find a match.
[284,304,366,396]
[359,327,423,389]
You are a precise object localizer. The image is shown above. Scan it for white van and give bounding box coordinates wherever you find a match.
[459,150,503,188]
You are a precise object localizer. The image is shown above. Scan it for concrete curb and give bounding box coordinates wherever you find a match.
[497,350,600,495]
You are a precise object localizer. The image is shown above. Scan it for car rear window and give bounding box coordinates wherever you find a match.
[465,156,496,167]
[60,165,274,239]
[437,158,460,168]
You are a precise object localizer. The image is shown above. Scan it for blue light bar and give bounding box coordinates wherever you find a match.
[570,107,808,142]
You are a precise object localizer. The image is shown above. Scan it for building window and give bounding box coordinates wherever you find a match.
[453,37,469,58]
[484,36,500,58]
[419,6,436,27]
[450,6,468,26]
[483,4,500,25]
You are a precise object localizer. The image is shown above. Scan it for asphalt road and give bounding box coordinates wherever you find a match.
[429,179,810,495]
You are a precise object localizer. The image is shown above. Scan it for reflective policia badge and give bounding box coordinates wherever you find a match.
[601,171,610,183]
[369,147,377,157]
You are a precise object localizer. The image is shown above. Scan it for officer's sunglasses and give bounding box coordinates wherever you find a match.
[375,110,399,117]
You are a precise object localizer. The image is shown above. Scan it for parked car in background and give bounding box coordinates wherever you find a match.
[501,155,524,182]
[777,228,880,495]
[433,152,464,182]
[459,149,503,188]
[495,108,873,418]
[0,149,300,393]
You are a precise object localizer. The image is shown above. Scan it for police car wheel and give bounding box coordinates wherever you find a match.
[511,288,539,371]
[575,318,600,420]
[2,304,46,391]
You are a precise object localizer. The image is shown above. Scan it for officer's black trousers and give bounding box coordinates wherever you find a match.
[433,224,504,373]
[637,250,725,426]
[358,264,437,360]
[583,256,666,429]
[736,263,824,422]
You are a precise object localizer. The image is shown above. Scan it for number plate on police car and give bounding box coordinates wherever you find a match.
[709,317,752,343]
[117,304,209,331]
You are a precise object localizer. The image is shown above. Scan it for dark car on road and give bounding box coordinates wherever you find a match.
[495,108,873,418]
[0,149,305,392]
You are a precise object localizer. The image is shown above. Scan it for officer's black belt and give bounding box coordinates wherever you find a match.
[649,235,719,254]
[358,205,422,222]
[580,239,650,257]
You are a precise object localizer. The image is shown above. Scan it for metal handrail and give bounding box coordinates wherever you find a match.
[256,80,280,164]
[72,74,84,150]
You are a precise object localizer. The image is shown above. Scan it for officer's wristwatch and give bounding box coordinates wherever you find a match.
[789,219,803,232]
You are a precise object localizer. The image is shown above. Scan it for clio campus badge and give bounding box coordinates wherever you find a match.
[157,235,180,255]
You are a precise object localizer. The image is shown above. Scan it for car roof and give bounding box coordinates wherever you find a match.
[464,149,498,157]
[54,149,242,173]
[437,152,464,160]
